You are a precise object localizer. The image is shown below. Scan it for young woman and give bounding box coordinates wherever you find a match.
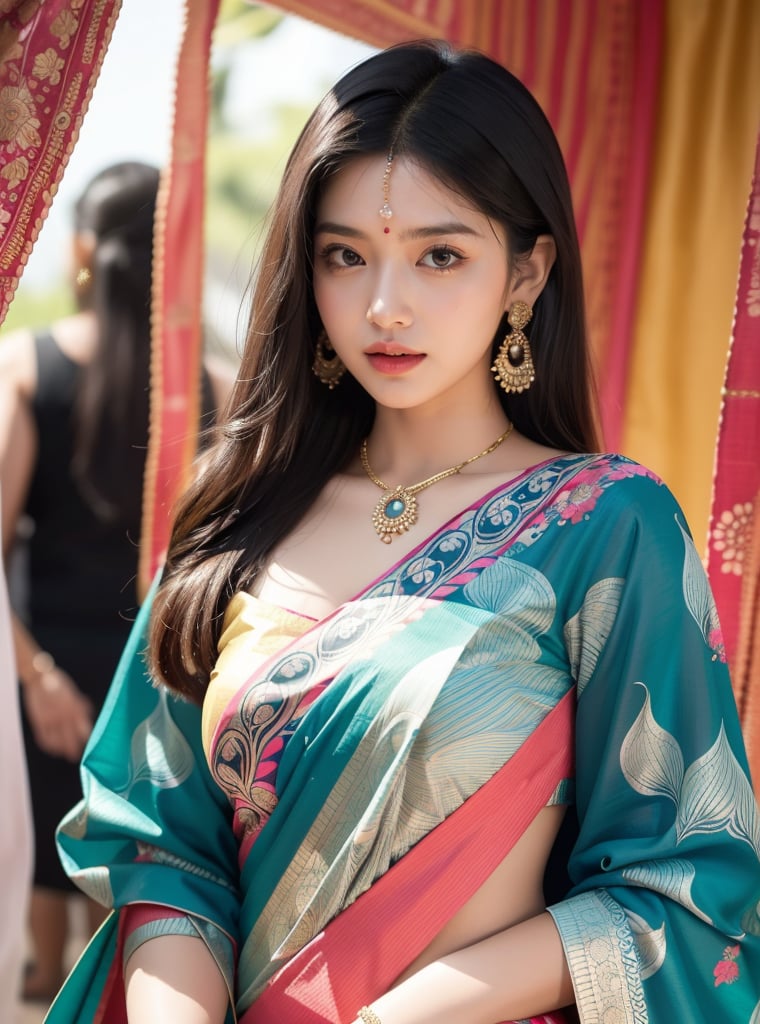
[49,42,760,1024]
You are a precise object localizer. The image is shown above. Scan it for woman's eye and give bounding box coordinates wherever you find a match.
[420,247,462,270]
[321,245,364,268]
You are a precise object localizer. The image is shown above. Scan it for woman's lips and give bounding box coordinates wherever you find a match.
[366,352,426,375]
[365,345,426,375]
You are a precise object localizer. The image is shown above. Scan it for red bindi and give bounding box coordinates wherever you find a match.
[383,226,390,234]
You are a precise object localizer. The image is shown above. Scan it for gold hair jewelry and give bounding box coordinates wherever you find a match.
[357,1008,383,1024]
[75,267,92,288]
[312,331,346,389]
[379,152,393,220]
[492,300,535,394]
[360,422,514,543]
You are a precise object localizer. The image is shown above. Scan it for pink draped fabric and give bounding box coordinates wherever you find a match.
[0,0,121,324]
[137,0,221,594]
[706,129,760,788]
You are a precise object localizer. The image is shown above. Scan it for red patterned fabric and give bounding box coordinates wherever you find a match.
[0,0,121,325]
[706,129,760,786]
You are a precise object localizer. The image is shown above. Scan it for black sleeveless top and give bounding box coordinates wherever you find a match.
[25,333,143,632]
[24,331,215,639]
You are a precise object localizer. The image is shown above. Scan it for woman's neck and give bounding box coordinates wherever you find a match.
[362,401,511,484]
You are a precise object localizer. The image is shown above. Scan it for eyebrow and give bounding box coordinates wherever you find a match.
[314,220,482,241]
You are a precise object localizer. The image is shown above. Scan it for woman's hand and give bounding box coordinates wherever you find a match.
[356,912,573,1024]
[22,662,93,761]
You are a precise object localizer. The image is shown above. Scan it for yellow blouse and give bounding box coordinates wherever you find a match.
[201,591,313,760]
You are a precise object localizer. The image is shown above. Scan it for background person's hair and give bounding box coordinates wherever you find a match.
[72,161,158,523]
[149,40,599,701]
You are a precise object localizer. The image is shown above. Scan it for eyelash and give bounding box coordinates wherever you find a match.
[420,245,465,271]
[317,244,466,273]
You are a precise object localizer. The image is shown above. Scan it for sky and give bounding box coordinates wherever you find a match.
[19,1,374,288]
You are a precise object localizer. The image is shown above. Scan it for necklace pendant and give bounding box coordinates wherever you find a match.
[371,487,419,543]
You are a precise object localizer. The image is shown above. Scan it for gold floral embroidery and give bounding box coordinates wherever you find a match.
[1,155,29,188]
[0,207,10,238]
[50,10,79,50]
[33,47,65,85]
[711,501,754,576]
[0,83,41,149]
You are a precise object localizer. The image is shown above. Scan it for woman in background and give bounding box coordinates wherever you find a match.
[0,161,226,1002]
[49,43,760,1024]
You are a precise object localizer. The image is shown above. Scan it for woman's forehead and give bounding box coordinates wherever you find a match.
[315,154,496,233]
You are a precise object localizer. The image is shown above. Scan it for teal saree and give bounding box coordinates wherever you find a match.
[49,454,760,1023]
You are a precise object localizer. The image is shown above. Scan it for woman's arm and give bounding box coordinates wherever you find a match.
[125,934,229,1024]
[0,333,94,759]
[355,910,572,1024]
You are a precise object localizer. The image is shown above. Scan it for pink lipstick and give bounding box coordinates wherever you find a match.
[365,342,425,376]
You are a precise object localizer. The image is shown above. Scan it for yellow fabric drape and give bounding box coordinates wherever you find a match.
[622,0,760,544]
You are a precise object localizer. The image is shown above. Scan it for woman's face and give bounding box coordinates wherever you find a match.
[312,154,518,415]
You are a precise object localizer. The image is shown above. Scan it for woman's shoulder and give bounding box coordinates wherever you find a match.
[531,450,692,539]
[0,327,37,398]
[557,450,700,544]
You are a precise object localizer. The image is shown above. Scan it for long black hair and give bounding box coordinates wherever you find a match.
[150,40,599,701]
[72,161,158,524]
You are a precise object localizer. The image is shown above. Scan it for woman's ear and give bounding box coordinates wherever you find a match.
[505,234,557,311]
[71,230,96,274]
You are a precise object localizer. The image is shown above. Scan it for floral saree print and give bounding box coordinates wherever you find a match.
[49,454,760,1023]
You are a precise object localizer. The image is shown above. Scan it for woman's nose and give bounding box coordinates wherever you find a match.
[366,266,413,328]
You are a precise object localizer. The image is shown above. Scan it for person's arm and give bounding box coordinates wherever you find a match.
[125,933,229,1024]
[0,342,94,759]
[351,911,572,1024]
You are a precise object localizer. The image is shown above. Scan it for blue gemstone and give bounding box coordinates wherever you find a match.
[385,498,406,519]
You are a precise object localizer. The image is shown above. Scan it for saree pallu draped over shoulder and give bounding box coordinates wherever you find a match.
[50,454,760,1024]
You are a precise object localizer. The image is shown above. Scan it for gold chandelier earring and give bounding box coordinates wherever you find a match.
[312,330,346,389]
[492,300,535,394]
[75,266,92,289]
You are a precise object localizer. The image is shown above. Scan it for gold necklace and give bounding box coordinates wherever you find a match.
[360,422,514,543]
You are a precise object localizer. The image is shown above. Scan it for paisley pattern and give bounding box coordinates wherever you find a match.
[51,455,760,1024]
[621,685,760,859]
[563,577,624,698]
[627,910,667,981]
[677,516,726,661]
[118,688,195,798]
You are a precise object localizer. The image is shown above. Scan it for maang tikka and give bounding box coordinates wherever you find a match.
[312,330,346,389]
[492,301,535,394]
[379,152,393,224]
